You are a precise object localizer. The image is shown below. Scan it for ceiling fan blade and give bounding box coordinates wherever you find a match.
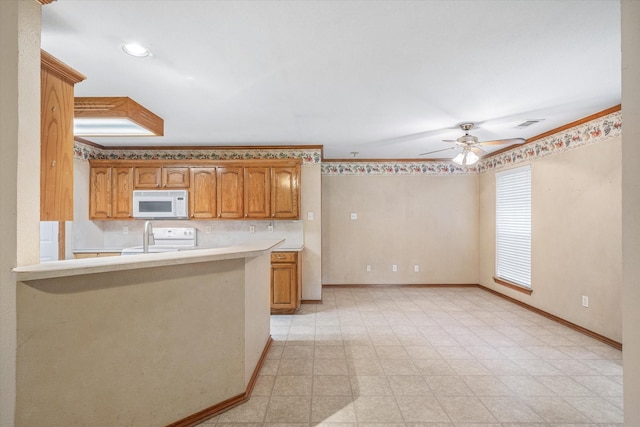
[419,146,457,156]
[478,137,526,146]
[362,125,460,148]
[442,139,457,143]
[470,146,486,155]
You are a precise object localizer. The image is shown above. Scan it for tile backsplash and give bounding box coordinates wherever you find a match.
[73,219,304,251]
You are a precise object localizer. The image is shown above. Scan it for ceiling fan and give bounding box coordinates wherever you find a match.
[420,122,525,166]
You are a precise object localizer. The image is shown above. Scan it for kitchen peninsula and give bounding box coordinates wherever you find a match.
[13,240,283,426]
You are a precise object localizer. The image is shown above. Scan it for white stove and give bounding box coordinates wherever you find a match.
[121,227,197,255]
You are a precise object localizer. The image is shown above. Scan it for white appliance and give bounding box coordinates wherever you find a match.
[121,227,197,255]
[133,190,188,219]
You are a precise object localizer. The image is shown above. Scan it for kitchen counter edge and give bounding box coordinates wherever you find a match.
[14,239,285,282]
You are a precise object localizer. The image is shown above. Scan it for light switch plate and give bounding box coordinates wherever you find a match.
[308,211,314,221]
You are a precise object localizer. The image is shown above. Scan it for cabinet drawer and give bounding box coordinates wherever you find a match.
[271,252,297,263]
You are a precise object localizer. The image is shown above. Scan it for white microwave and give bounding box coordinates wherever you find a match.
[133,190,188,219]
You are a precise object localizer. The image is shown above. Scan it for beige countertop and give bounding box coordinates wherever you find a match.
[15,239,285,282]
[272,245,304,252]
[72,243,303,253]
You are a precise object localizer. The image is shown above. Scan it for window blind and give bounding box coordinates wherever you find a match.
[496,165,531,288]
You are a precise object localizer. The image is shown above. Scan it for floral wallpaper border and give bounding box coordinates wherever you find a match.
[322,110,622,176]
[477,110,621,173]
[321,161,476,175]
[74,145,323,165]
[75,110,621,175]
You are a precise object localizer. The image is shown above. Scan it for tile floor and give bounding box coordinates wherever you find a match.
[197,286,623,426]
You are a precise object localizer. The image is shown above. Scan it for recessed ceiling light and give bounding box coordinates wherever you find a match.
[122,42,151,58]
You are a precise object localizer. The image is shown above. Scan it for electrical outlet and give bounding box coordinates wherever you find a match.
[268,224,274,232]
[582,295,589,307]
[350,212,358,220]
[205,226,212,234]
[249,225,255,234]
[366,265,371,272]
[414,265,419,272]
[308,211,314,221]
[122,226,128,235]
[392,264,398,272]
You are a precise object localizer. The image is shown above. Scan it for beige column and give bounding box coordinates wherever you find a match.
[0,0,41,425]
[622,0,640,424]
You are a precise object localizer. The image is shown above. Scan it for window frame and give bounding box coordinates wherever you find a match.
[495,164,532,291]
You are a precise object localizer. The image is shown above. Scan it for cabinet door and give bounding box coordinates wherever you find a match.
[163,167,190,188]
[244,167,270,218]
[217,167,244,219]
[271,263,296,308]
[41,65,75,221]
[111,167,133,219]
[89,167,112,219]
[271,167,300,219]
[190,168,217,219]
[134,167,161,188]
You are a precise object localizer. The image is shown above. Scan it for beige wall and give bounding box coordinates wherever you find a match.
[322,174,479,285]
[622,0,640,423]
[301,164,322,299]
[0,1,40,425]
[479,138,622,342]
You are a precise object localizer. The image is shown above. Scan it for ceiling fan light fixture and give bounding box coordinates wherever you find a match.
[452,148,479,166]
[452,152,466,165]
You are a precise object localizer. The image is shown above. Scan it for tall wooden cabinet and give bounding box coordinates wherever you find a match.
[40,50,85,220]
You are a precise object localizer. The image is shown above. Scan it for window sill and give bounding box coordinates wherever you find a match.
[493,276,533,295]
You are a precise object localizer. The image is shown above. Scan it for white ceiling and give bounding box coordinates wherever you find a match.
[41,0,621,160]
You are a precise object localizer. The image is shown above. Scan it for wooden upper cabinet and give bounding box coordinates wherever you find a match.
[271,166,300,219]
[89,167,112,219]
[163,167,189,188]
[244,167,271,219]
[134,167,161,188]
[88,159,300,220]
[89,166,133,219]
[40,50,85,221]
[135,166,189,188]
[111,167,133,218]
[217,167,244,219]
[190,168,216,219]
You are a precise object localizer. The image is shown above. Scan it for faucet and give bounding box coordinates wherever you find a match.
[143,221,154,253]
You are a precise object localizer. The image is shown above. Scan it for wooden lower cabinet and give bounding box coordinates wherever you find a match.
[270,251,301,314]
